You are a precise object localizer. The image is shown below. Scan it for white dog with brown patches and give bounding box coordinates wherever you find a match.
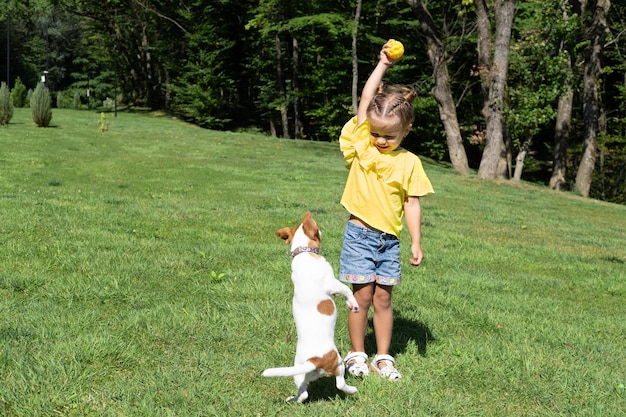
[263,212,360,403]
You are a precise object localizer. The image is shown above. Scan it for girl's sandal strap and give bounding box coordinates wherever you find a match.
[370,354,402,381]
[344,351,369,377]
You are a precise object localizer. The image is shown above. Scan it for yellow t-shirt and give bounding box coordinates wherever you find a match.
[340,116,434,237]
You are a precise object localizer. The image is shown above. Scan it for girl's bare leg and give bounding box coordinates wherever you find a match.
[348,283,375,352]
[372,284,393,356]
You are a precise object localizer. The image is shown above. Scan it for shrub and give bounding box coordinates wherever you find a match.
[26,89,33,107]
[0,82,14,126]
[102,97,115,111]
[31,82,53,127]
[56,91,64,109]
[10,77,27,108]
[72,91,81,109]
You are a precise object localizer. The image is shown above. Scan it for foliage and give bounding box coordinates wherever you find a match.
[98,111,108,132]
[56,91,64,108]
[408,94,449,161]
[169,61,235,130]
[0,82,14,125]
[2,0,626,203]
[30,82,52,127]
[286,15,354,140]
[9,77,27,107]
[166,1,244,129]
[102,97,114,111]
[603,0,626,144]
[592,135,626,204]
[506,0,574,151]
[72,90,80,108]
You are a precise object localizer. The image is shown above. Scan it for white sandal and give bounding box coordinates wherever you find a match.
[344,351,369,377]
[370,354,402,381]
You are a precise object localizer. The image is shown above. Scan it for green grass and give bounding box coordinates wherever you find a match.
[1,108,625,416]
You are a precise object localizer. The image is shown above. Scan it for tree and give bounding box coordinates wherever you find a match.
[407,0,470,175]
[31,81,52,127]
[475,0,516,179]
[593,0,626,202]
[1,0,53,90]
[550,86,574,190]
[10,76,27,107]
[246,1,352,140]
[246,0,294,138]
[506,0,572,182]
[0,81,14,125]
[169,0,242,129]
[351,0,362,114]
[575,0,611,197]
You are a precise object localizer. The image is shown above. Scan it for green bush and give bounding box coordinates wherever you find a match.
[10,77,27,108]
[72,91,81,109]
[592,135,626,204]
[26,89,33,107]
[102,97,115,111]
[31,82,53,127]
[0,82,14,125]
[56,91,64,109]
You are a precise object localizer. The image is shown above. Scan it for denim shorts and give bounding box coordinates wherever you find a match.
[339,221,401,286]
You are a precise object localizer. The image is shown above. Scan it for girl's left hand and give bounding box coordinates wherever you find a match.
[410,244,424,266]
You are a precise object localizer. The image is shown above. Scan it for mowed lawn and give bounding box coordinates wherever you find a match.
[1,108,624,416]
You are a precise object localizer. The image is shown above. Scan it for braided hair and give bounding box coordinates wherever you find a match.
[367,84,417,130]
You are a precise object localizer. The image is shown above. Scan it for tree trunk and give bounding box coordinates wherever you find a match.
[476,0,515,180]
[292,36,303,138]
[575,0,610,197]
[475,0,491,114]
[550,3,574,191]
[513,139,530,182]
[550,87,573,191]
[406,0,470,176]
[275,34,289,138]
[269,119,277,137]
[351,0,362,114]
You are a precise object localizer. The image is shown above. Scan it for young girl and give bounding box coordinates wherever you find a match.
[339,40,434,380]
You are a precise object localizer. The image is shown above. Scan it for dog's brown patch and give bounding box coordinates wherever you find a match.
[301,212,321,249]
[309,350,340,376]
[317,299,335,316]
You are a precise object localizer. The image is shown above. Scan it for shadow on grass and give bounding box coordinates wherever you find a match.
[293,380,358,404]
[286,314,435,403]
[365,314,435,357]
[99,106,168,117]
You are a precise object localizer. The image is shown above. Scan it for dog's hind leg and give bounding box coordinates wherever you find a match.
[336,376,357,395]
[286,374,309,403]
[335,363,358,395]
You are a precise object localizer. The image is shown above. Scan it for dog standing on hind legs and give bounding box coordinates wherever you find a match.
[262,212,360,403]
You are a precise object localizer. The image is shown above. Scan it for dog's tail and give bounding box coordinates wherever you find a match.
[262,361,317,377]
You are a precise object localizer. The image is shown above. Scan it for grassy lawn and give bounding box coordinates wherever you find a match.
[1,108,624,416]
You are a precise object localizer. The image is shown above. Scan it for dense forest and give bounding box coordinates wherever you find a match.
[1,0,625,204]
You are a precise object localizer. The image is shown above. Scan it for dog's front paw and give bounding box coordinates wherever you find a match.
[346,300,360,313]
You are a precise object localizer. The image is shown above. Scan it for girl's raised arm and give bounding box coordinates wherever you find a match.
[356,41,400,124]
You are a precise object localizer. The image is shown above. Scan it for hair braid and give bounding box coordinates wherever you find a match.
[367,84,417,128]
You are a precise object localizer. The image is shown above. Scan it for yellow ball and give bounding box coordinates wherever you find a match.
[387,40,404,60]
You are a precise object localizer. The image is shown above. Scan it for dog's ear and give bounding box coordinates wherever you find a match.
[302,213,320,244]
[275,227,293,243]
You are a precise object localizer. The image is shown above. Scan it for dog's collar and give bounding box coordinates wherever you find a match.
[290,246,320,257]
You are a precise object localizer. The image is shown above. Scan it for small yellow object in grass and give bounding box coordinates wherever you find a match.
[387,40,404,60]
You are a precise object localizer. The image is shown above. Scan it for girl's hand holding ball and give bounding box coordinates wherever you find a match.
[385,39,404,61]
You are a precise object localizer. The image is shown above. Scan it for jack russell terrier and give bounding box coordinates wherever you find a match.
[262,212,360,403]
